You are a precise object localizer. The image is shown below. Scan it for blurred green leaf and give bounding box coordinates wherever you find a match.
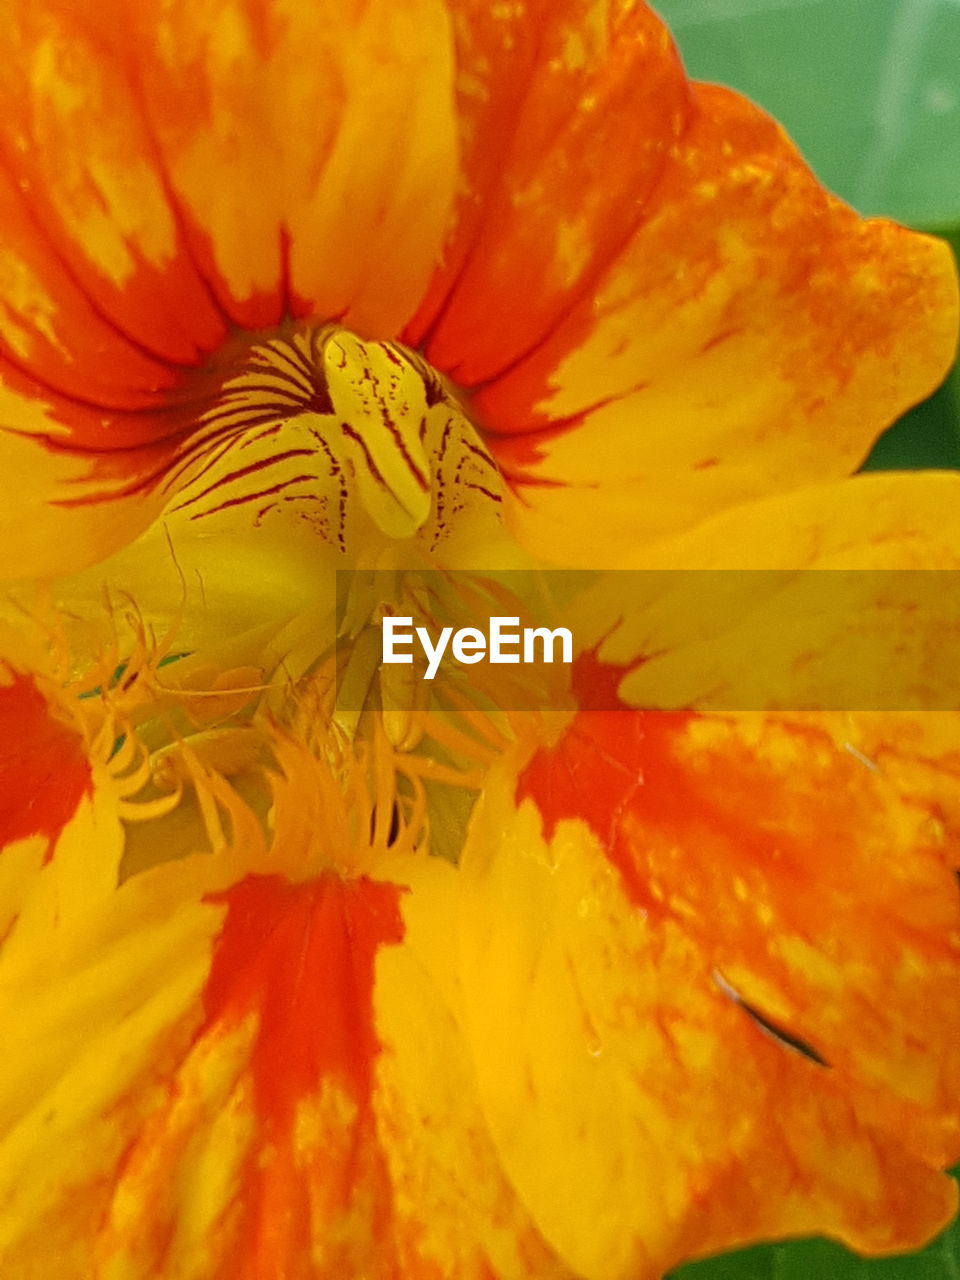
[653,0,960,226]
[861,358,960,471]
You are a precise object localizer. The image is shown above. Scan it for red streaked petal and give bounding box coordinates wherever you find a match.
[83,0,458,336]
[557,705,960,1150]
[454,710,960,1277]
[0,375,216,580]
[407,0,689,384]
[202,872,405,1132]
[0,815,571,1277]
[0,639,127,959]
[3,1,228,367]
[96,871,406,1278]
[459,81,957,561]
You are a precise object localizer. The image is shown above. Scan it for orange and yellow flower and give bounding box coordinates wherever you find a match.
[0,1,959,1277]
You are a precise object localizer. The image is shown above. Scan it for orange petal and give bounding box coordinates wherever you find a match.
[0,743,570,1278]
[1,2,227,369]
[119,0,457,335]
[96,870,409,1278]
[3,0,455,340]
[457,711,960,1278]
[0,0,458,577]
[406,0,690,382]
[456,80,958,562]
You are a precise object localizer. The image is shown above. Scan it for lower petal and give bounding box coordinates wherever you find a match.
[457,716,960,1279]
[0,718,570,1278]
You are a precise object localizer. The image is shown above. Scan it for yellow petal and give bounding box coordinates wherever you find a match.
[458,713,960,1279]
[564,472,960,712]
[0,725,570,1278]
[466,82,958,564]
[0,0,458,580]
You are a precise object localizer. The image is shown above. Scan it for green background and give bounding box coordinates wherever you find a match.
[649,1,960,1277]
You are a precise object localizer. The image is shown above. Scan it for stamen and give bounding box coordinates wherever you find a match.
[265,723,428,878]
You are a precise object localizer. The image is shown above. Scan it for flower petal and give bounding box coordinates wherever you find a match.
[112,0,458,334]
[0,737,570,1278]
[563,472,960,714]
[625,470,960,571]
[2,1,227,367]
[0,856,226,1276]
[406,0,690,381]
[4,0,456,339]
[0,0,458,578]
[0,666,90,855]
[457,712,960,1279]
[0,645,129,952]
[456,80,958,562]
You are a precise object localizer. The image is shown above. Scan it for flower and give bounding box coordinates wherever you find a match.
[1,0,957,604]
[0,1,958,1278]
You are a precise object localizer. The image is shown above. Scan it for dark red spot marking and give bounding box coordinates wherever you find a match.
[0,672,91,857]
[190,872,408,1274]
[201,872,406,1126]
[570,648,631,711]
[516,711,694,912]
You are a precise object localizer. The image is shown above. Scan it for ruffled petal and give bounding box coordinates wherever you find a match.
[453,79,958,562]
[0,734,570,1279]
[457,712,960,1279]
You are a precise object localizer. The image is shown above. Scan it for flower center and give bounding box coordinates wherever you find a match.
[171,324,506,565]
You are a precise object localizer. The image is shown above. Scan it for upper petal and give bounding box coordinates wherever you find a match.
[0,0,459,578]
[3,0,456,340]
[447,77,958,563]
[405,0,690,381]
